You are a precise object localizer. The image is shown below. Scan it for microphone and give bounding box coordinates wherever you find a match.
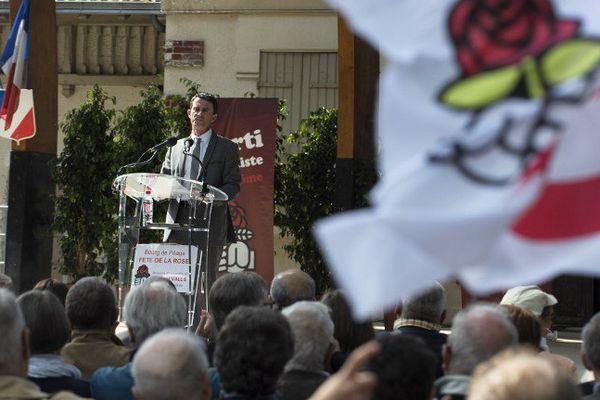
[150,136,178,152]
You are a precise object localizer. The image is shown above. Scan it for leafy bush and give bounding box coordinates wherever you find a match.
[51,85,117,279]
[274,107,377,293]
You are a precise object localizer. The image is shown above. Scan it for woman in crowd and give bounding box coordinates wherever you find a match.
[321,289,375,372]
[17,290,91,397]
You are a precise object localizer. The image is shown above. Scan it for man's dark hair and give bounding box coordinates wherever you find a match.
[367,334,436,400]
[190,92,218,114]
[65,277,118,330]
[34,278,69,306]
[208,272,267,330]
[321,289,374,353]
[17,290,70,354]
[214,306,294,397]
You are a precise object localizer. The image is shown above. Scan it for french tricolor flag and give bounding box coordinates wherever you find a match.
[0,0,35,143]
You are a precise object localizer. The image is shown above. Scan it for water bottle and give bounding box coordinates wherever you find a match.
[142,186,153,225]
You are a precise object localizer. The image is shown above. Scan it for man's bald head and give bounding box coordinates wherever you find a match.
[132,329,210,400]
[270,270,316,309]
[445,304,518,375]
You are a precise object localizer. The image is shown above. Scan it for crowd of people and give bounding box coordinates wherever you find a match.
[0,270,599,400]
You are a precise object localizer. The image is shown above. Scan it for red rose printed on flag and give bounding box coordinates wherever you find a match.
[449,0,579,78]
[431,0,600,185]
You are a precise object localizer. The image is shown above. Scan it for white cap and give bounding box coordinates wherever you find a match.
[500,285,558,316]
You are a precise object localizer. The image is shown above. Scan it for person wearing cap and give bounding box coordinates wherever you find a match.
[500,285,557,351]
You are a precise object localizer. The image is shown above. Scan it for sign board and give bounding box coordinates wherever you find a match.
[131,243,200,294]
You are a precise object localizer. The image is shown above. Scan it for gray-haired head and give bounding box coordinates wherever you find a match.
[282,301,334,372]
[447,303,518,375]
[401,282,447,324]
[0,288,26,375]
[270,270,316,309]
[583,312,600,372]
[132,329,210,400]
[0,273,13,290]
[143,276,177,292]
[124,281,187,345]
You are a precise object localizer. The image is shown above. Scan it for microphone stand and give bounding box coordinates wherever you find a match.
[116,148,160,177]
[183,150,209,195]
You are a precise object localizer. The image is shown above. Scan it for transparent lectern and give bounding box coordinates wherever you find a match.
[112,173,228,329]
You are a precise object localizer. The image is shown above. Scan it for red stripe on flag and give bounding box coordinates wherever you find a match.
[3,86,20,129]
[512,175,600,239]
[10,108,34,141]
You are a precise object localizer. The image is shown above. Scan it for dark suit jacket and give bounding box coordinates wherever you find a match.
[161,132,241,244]
[277,370,329,400]
[396,326,447,378]
[583,387,600,400]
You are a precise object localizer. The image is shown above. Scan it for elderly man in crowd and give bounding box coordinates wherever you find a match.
[0,288,84,399]
[278,301,335,400]
[270,270,316,310]
[90,280,187,400]
[435,303,518,400]
[582,312,600,399]
[61,277,129,379]
[132,329,211,400]
[395,282,447,378]
[214,306,294,399]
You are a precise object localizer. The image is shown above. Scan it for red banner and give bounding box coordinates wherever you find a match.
[213,98,278,284]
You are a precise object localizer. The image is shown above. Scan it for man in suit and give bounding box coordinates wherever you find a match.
[161,93,241,303]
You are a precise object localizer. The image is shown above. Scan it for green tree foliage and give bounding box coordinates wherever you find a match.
[113,84,170,171]
[51,85,117,279]
[274,107,377,293]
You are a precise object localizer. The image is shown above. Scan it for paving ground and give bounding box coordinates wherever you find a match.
[548,329,591,382]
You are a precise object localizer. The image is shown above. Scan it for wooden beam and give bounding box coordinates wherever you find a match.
[335,15,378,211]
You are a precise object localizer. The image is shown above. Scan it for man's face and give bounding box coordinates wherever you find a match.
[188,98,217,135]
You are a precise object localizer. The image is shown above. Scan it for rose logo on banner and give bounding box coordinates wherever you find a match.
[219,201,256,273]
[133,264,151,286]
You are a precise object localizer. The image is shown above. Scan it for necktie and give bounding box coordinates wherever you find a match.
[189,138,202,181]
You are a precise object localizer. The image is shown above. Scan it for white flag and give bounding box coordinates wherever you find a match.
[315,0,600,319]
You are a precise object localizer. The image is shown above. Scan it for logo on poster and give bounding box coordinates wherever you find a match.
[220,201,256,273]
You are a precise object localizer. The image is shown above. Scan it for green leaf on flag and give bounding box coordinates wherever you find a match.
[440,66,521,110]
[542,39,600,86]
